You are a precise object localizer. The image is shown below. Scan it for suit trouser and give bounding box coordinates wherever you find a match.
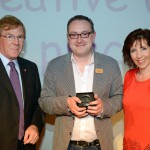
[17,139,24,150]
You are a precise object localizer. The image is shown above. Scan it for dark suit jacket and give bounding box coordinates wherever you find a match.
[0,57,44,150]
[39,52,123,150]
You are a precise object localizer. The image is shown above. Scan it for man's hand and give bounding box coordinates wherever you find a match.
[86,94,103,116]
[23,125,39,145]
[67,96,88,118]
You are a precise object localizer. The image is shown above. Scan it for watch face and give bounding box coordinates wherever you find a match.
[76,92,94,107]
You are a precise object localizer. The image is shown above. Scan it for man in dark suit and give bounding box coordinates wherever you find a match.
[0,15,44,150]
[39,15,123,150]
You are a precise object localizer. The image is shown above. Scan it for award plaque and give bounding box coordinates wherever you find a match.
[76,92,95,107]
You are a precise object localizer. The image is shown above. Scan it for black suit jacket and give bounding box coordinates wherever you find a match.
[0,57,44,150]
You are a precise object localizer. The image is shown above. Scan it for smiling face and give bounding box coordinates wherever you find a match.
[0,25,25,60]
[67,20,96,58]
[130,39,150,70]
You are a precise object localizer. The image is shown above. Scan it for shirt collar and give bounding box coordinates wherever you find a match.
[0,53,18,67]
[71,52,94,65]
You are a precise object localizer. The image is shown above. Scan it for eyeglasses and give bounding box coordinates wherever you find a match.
[68,31,93,39]
[0,34,26,42]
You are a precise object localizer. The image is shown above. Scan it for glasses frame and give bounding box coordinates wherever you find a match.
[68,31,93,39]
[0,34,26,42]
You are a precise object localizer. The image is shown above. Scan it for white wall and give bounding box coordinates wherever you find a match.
[1,0,150,149]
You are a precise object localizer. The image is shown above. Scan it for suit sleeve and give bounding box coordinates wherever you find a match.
[38,61,70,116]
[100,60,123,119]
[30,65,45,134]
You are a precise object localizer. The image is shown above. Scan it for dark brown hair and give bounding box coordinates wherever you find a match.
[67,15,95,33]
[122,28,150,68]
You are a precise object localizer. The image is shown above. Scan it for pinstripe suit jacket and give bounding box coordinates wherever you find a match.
[39,52,123,150]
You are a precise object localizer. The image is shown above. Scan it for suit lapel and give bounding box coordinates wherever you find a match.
[17,58,27,102]
[62,53,104,96]
[62,54,76,96]
[0,59,16,96]
[93,53,104,94]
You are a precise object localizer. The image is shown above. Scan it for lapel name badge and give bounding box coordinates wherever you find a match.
[95,68,103,74]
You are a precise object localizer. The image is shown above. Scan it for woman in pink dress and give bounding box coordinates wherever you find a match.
[122,28,150,150]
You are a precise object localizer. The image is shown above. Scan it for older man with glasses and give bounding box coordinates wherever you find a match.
[39,15,123,150]
[0,15,44,150]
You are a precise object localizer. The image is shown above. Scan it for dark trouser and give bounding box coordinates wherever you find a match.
[67,140,101,150]
[17,139,24,150]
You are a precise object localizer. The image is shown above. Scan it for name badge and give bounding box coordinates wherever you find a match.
[95,68,103,73]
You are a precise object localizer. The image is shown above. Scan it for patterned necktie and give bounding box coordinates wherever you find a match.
[8,61,24,140]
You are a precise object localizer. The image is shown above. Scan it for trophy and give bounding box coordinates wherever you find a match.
[76,92,95,107]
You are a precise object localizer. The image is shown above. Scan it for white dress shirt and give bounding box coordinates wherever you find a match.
[71,53,98,142]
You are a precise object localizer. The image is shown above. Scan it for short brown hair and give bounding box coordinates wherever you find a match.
[67,15,95,33]
[0,15,26,36]
[122,28,150,68]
